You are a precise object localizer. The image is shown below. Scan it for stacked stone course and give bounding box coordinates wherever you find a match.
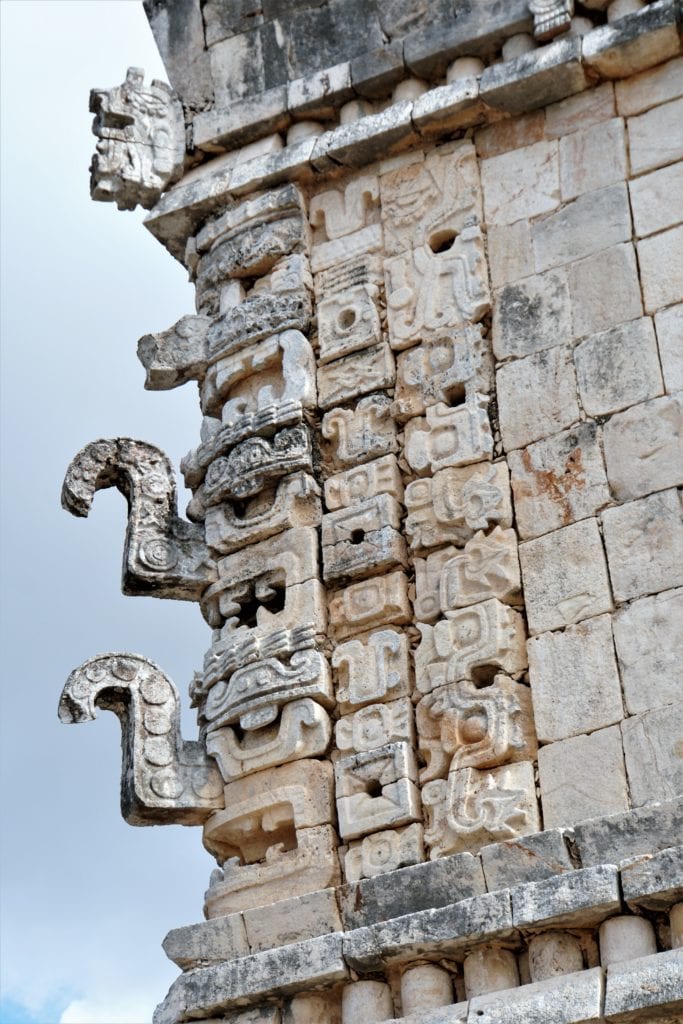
[61,1,683,1021]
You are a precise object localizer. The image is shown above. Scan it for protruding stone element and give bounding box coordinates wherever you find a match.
[416,676,537,782]
[528,932,584,981]
[464,946,520,998]
[599,915,658,965]
[671,903,683,948]
[404,395,493,474]
[138,315,210,390]
[322,494,408,583]
[344,823,424,882]
[392,326,493,421]
[423,761,539,858]
[332,628,412,712]
[530,1,575,41]
[59,654,223,825]
[310,174,380,241]
[317,343,395,409]
[328,572,412,640]
[316,282,382,364]
[335,742,421,840]
[341,980,393,1024]
[405,462,513,551]
[415,601,528,694]
[433,527,521,612]
[89,67,184,211]
[401,963,453,1014]
[335,698,414,757]
[322,394,399,470]
[324,455,404,511]
[285,992,341,1024]
[62,438,213,601]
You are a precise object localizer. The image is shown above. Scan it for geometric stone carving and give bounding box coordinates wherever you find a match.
[322,394,399,470]
[405,461,513,551]
[332,628,412,713]
[404,395,493,474]
[89,67,184,211]
[530,1,574,42]
[422,762,540,858]
[414,546,458,624]
[321,494,408,583]
[328,572,412,640]
[392,325,492,421]
[324,455,404,511]
[316,283,382,364]
[137,314,210,390]
[62,438,214,601]
[200,624,324,695]
[317,342,396,410]
[335,742,421,840]
[335,698,414,757]
[198,425,314,506]
[58,654,223,825]
[416,676,537,782]
[415,600,528,694]
[344,823,425,882]
[310,174,380,241]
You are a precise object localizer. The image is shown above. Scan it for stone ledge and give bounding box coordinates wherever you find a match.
[603,948,683,1022]
[511,864,621,930]
[621,845,683,911]
[571,796,683,867]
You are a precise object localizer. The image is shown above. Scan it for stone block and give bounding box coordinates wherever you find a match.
[573,797,683,867]
[655,303,683,393]
[622,703,683,807]
[582,0,681,78]
[318,101,418,171]
[601,489,683,603]
[603,949,683,1022]
[209,24,288,107]
[613,588,683,714]
[568,243,643,341]
[287,62,353,120]
[616,54,683,116]
[339,850,486,930]
[519,518,613,635]
[480,37,588,116]
[575,317,662,418]
[342,890,513,970]
[393,327,492,421]
[509,421,611,541]
[404,397,493,474]
[162,914,249,969]
[487,220,534,289]
[599,915,658,967]
[193,87,290,151]
[512,863,621,929]
[328,572,412,640]
[243,889,342,954]
[332,627,412,713]
[350,41,405,100]
[538,725,629,828]
[528,614,624,744]
[286,0,383,79]
[560,117,627,201]
[324,455,403,512]
[497,346,580,452]
[412,79,484,139]
[475,111,545,160]
[321,493,407,584]
[628,96,683,176]
[638,223,683,314]
[480,829,574,891]
[343,822,424,885]
[334,742,421,840]
[545,81,616,138]
[467,967,604,1024]
[480,139,560,226]
[321,394,398,471]
[335,698,414,758]
[532,183,632,273]
[630,162,683,239]
[622,846,683,911]
[283,992,341,1024]
[492,267,571,360]
[603,394,683,502]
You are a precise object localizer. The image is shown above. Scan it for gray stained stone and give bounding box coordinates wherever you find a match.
[492,268,571,361]
[621,845,683,911]
[622,703,683,809]
[511,864,621,930]
[480,36,588,116]
[479,829,574,892]
[572,797,683,867]
[574,318,663,419]
[612,588,683,715]
[532,183,632,273]
[538,725,629,829]
[602,394,682,503]
[163,914,249,969]
[603,948,683,1022]
[601,489,683,604]
[467,967,604,1024]
[582,0,681,80]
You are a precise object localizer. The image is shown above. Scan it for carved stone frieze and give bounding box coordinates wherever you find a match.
[317,283,383,364]
[310,174,380,242]
[89,67,184,211]
[332,628,412,713]
[324,455,404,512]
[405,462,513,551]
[197,425,313,508]
[62,438,214,601]
[344,823,425,882]
[59,654,223,825]
[317,342,396,410]
[321,494,408,584]
[404,394,493,475]
[137,314,210,391]
[322,394,399,470]
[200,624,320,692]
[335,698,414,758]
[328,572,412,641]
[530,0,574,41]
[335,742,421,840]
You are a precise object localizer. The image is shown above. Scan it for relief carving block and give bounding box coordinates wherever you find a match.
[344,823,425,883]
[89,67,184,211]
[332,628,412,713]
[405,462,513,551]
[530,0,574,42]
[404,395,493,475]
[317,342,395,410]
[324,455,404,512]
[423,762,540,858]
[59,654,223,825]
[416,676,538,783]
[322,394,399,470]
[415,600,528,694]
[335,698,415,758]
[200,624,324,694]
[137,314,210,391]
[328,572,412,641]
[310,174,380,241]
[62,438,214,601]
[321,494,408,584]
[335,742,421,840]
[316,283,383,364]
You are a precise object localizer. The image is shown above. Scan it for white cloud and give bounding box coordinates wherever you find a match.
[60,991,155,1024]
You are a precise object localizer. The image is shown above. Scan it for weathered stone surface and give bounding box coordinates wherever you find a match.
[573,798,683,867]
[612,588,683,714]
[343,822,424,884]
[463,945,519,1000]
[480,829,574,892]
[655,303,683,393]
[404,396,493,474]
[480,37,587,116]
[492,268,571,360]
[560,117,627,201]
[512,863,621,929]
[328,572,412,641]
[467,967,604,1024]
[621,846,683,911]
[627,95,683,176]
[615,54,683,116]
[487,220,534,290]
[538,725,629,827]
[332,627,412,713]
[622,703,683,808]
[637,223,683,314]
[335,697,414,757]
[629,161,683,239]
[317,343,395,410]
[283,991,341,1024]
[339,849,486,930]
[527,931,585,983]
[138,314,210,390]
[532,183,632,273]
[546,80,616,138]
[481,140,560,227]
[519,518,613,635]
[603,948,683,1022]
[568,243,643,341]
[528,614,624,743]
[393,327,492,421]
[508,421,610,540]
[325,455,403,512]
[603,394,682,502]
[163,914,249,969]
[243,888,342,953]
[497,346,580,451]
[322,394,399,471]
[335,742,421,840]
[601,489,683,603]
[322,493,408,584]
[475,110,545,160]
[574,318,663,418]
[582,0,681,79]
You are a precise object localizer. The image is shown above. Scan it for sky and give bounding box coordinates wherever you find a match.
[0,3,217,1021]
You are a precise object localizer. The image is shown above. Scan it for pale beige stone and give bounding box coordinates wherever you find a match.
[519,518,613,636]
[404,396,493,474]
[638,223,683,313]
[599,916,657,965]
[538,725,629,827]
[498,346,580,452]
[310,173,379,241]
[508,421,610,540]
[332,628,412,712]
[487,220,534,289]
[574,317,663,417]
[655,303,683,393]
[602,393,683,501]
[413,545,458,623]
[532,183,632,272]
[393,326,492,420]
[481,140,560,226]
[630,161,683,239]
[401,963,453,1014]
[616,55,683,115]
[324,454,403,511]
[341,981,393,1023]
[628,96,683,175]
[475,111,545,159]
[545,81,616,137]
[335,698,414,757]
[316,342,395,409]
[322,394,398,470]
[328,572,412,640]
[527,614,624,743]
[463,947,520,998]
[559,117,627,200]
[243,888,342,953]
[310,223,382,274]
[343,822,424,882]
[284,992,341,1024]
[601,489,683,602]
[316,282,382,363]
[492,267,572,360]
[613,588,683,714]
[321,493,408,584]
[528,932,584,982]
[671,904,683,948]
[335,742,420,840]
[622,703,683,806]
[568,242,643,340]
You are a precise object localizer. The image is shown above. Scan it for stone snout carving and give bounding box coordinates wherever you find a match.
[90,67,184,211]
[59,654,223,825]
[62,438,214,601]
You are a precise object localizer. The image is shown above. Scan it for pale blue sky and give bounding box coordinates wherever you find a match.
[0,3,217,1021]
